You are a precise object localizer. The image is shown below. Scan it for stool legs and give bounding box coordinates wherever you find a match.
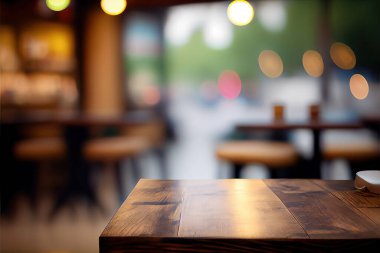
[154,147,167,179]
[269,167,287,178]
[115,161,125,203]
[269,168,279,179]
[232,164,244,178]
[130,158,142,182]
[231,164,294,179]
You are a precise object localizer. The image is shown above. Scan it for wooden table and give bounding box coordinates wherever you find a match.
[235,120,369,178]
[0,110,157,216]
[100,179,380,252]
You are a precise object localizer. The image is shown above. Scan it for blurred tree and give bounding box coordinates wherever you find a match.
[166,0,319,84]
[331,0,380,80]
[165,0,379,85]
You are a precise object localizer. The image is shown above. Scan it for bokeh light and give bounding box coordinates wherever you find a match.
[143,86,161,106]
[218,70,242,99]
[330,42,356,70]
[203,4,233,50]
[258,50,283,78]
[302,50,324,77]
[46,0,70,12]
[165,5,207,47]
[349,74,369,100]
[227,0,254,26]
[257,0,286,32]
[101,0,127,16]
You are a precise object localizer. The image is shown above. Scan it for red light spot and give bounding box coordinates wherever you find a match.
[218,70,241,99]
[143,86,160,105]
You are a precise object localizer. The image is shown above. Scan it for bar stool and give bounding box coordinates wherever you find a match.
[15,137,66,161]
[83,136,150,201]
[323,141,380,178]
[15,124,66,162]
[14,134,66,210]
[216,140,298,178]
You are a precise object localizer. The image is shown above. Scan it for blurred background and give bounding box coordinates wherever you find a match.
[1,0,380,252]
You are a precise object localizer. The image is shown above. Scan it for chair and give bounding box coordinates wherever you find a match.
[216,140,298,178]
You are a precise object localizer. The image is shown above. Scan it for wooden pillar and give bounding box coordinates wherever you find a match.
[83,8,124,116]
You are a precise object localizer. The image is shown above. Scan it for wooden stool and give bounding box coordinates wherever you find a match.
[14,137,66,210]
[323,141,380,178]
[15,123,65,161]
[216,140,298,178]
[15,137,66,161]
[83,136,150,201]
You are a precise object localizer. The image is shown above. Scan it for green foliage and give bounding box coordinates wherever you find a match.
[331,0,380,76]
[165,0,380,85]
[165,0,319,85]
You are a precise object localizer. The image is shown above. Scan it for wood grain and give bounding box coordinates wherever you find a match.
[101,180,183,238]
[264,179,380,239]
[313,180,380,208]
[313,179,380,227]
[100,179,380,252]
[178,179,307,238]
[236,121,363,131]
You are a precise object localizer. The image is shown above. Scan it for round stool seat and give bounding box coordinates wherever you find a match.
[84,136,150,162]
[14,137,66,161]
[324,142,380,161]
[216,140,298,168]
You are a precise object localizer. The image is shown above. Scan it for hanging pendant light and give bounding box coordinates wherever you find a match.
[101,0,127,16]
[227,0,254,26]
[46,0,71,11]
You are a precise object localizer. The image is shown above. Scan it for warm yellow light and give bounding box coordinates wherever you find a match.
[349,74,369,100]
[227,0,254,26]
[101,0,127,16]
[330,42,356,70]
[46,0,70,11]
[302,50,324,77]
[258,50,283,78]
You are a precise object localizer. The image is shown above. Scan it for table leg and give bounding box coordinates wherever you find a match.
[1,123,39,215]
[50,125,102,218]
[1,123,19,215]
[311,129,322,178]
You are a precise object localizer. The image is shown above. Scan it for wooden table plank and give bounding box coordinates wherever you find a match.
[359,208,380,226]
[313,180,380,227]
[313,180,380,208]
[178,179,307,239]
[264,179,380,239]
[100,179,380,252]
[101,180,183,238]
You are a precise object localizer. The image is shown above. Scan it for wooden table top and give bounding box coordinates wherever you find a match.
[100,179,380,252]
[1,110,156,126]
[236,120,364,131]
